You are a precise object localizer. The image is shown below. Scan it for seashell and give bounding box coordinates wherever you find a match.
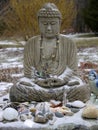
[59,106,73,116]
[0,111,4,121]
[66,111,74,116]
[21,102,29,107]
[3,107,18,121]
[67,100,86,108]
[50,100,62,107]
[82,105,98,119]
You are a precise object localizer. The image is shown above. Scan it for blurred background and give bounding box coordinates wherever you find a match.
[0,0,97,40]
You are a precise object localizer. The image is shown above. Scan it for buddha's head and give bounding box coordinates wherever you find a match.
[37,3,62,38]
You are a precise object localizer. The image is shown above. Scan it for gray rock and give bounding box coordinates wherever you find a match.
[55,111,64,118]
[70,108,80,113]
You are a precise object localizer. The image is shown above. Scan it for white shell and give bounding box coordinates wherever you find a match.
[68,100,86,108]
[3,107,18,121]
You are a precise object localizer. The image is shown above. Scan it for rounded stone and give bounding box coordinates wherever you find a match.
[82,105,98,119]
[55,111,64,118]
[70,108,80,113]
[67,100,86,108]
[3,107,18,121]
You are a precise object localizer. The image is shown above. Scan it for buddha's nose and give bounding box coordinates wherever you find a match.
[47,24,52,32]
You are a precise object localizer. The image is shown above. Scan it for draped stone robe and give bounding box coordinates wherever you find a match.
[10,34,91,102]
[24,34,78,78]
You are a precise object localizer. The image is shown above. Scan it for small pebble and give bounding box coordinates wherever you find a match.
[55,112,64,118]
[3,98,9,101]
[20,114,27,121]
[70,108,80,113]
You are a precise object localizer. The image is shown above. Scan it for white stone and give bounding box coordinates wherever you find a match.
[68,100,86,108]
[3,107,18,121]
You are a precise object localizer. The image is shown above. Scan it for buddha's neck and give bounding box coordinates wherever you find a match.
[42,37,56,44]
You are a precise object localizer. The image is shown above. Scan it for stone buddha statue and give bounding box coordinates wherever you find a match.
[10,3,90,103]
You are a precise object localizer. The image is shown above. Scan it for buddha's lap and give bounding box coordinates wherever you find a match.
[10,81,90,102]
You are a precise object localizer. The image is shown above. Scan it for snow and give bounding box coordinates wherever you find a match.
[0,47,23,68]
[0,40,26,45]
[0,40,17,45]
[0,82,13,91]
[78,47,98,66]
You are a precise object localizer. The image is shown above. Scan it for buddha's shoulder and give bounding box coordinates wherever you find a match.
[60,34,76,45]
[26,35,40,44]
[60,34,73,41]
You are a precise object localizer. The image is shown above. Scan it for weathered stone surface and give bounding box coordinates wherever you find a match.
[10,2,90,103]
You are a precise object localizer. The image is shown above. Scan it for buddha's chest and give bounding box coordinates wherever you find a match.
[39,40,59,73]
[41,40,57,59]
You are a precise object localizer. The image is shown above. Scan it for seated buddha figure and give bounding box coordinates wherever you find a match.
[10,3,90,103]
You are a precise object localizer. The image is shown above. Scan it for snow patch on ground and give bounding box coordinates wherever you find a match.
[0,82,13,91]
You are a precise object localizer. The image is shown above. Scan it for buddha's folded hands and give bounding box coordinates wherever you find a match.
[34,77,67,88]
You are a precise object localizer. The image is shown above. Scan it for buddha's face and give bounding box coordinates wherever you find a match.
[38,17,61,38]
